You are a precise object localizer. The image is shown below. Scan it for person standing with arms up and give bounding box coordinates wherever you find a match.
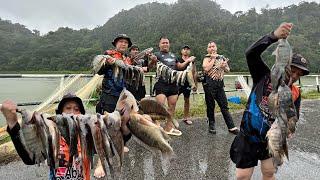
[202,41,239,134]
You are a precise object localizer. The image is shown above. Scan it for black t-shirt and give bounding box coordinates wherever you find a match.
[154,51,178,83]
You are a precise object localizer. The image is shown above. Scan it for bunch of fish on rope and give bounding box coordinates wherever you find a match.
[156,61,197,91]
[92,48,153,91]
[266,38,299,170]
[16,89,174,179]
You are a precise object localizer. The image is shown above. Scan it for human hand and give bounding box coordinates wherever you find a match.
[274,22,293,39]
[106,57,116,65]
[0,100,18,129]
[187,56,196,63]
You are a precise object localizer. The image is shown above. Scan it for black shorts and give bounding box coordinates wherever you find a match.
[154,81,179,97]
[230,133,270,169]
[178,85,191,98]
[96,94,119,113]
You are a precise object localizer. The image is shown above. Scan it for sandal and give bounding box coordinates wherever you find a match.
[183,119,193,125]
[228,127,239,135]
[165,128,182,136]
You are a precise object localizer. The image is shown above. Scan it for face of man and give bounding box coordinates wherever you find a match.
[159,38,170,52]
[115,39,129,53]
[288,66,304,86]
[130,48,139,57]
[207,42,217,54]
[62,101,81,115]
[181,48,191,56]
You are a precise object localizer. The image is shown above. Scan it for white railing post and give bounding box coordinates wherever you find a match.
[59,76,64,99]
[316,75,319,93]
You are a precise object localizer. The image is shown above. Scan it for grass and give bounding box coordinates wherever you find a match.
[301,90,320,99]
[0,133,11,145]
[174,94,246,119]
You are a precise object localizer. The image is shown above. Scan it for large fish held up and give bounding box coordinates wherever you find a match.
[266,38,299,170]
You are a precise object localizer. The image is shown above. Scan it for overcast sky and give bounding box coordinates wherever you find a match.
[0,0,318,34]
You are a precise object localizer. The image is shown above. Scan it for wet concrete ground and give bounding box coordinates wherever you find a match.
[0,100,319,180]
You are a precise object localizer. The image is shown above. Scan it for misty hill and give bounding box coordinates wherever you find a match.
[0,0,319,72]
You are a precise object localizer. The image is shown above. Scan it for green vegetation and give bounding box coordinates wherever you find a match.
[0,133,11,145]
[174,94,246,119]
[0,0,319,73]
[302,90,320,99]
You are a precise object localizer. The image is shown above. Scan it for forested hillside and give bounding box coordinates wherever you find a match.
[0,0,319,72]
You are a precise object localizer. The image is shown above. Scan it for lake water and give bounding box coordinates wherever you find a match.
[0,75,318,126]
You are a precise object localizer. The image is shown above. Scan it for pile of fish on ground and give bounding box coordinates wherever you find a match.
[17,89,175,179]
[266,38,299,170]
[156,61,197,91]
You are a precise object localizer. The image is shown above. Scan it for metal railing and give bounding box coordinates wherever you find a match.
[0,73,319,94]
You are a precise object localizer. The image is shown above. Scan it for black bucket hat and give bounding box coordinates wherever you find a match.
[56,93,85,115]
[112,34,132,47]
[129,44,139,52]
[181,45,191,49]
[291,53,309,75]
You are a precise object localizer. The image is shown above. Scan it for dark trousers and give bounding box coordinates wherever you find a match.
[203,81,235,129]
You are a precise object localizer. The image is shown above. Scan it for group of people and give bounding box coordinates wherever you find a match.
[0,22,310,179]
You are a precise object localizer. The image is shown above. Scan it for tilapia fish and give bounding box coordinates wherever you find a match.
[267,83,295,169]
[278,83,298,133]
[20,110,47,165]
[268,39,292,117]
[266,117,288,169]
[270,39,292,91]
[128,113,173,155]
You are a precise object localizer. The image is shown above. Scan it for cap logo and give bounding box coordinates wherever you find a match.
[301,58,307,64]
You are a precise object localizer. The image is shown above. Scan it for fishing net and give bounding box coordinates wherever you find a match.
[237,75,251,98]
[33,74,103,114]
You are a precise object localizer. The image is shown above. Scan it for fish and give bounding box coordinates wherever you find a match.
[270,39,293,91]
[267,82,294,170]
[161,66,168,79]
[139,98,171,117]
[116,89,139,113]
[43,113,60,169]
[266,117,288,169]
[87,114,108,176]
[131,47,153,64]
[106,111,124,171]
[75,114,92,178]
[63,115,79,166]
[128,113,173,155]
[278,82,298,134]
[92,55,110,74]
[139,97,179,128]
[171,70,177,84]
[20,110,47,165]
[176,71,184,86]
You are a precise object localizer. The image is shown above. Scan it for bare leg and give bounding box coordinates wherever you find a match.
[236,167,254,180]
[184,97,190,120]
[164,95,178,131]
[261,158,276,180]
[155,94,167,127]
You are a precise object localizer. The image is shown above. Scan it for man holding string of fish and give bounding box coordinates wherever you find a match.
[229,22,310,180]
[1,93,131,179]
